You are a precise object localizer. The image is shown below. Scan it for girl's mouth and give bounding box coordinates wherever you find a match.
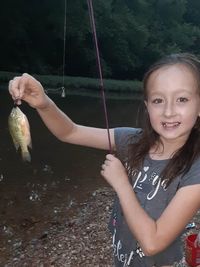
[162,122,181,128]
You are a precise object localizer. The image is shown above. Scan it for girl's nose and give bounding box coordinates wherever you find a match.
[163,101,176,117]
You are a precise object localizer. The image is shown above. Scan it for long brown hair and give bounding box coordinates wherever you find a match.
[128,53,200,186]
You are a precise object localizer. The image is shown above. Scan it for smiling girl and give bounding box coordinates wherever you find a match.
[9,53,200,267]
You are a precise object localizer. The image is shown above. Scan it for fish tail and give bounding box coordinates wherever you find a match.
[21,150,31,162]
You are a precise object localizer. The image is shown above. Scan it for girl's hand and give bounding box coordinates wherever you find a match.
[8,73,50,109]
[101,154,130,192]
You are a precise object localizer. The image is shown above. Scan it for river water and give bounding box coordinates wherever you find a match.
[0,88,142,263]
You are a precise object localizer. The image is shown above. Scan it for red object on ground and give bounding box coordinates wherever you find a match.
[185,234,200,267]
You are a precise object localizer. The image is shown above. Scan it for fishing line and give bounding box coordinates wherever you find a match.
[61,0,67,97]
[48,0,67,98]
[87,0,112,153]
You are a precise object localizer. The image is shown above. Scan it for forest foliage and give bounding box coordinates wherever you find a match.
[0,0,200,81]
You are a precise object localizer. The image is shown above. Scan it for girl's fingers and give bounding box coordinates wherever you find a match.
[15,76,26,99]
[8,80,14,98]
[100,170,104,176]
[101,164,106,170]
[9,77,23,99]
[8,80,21,105]
[104,154,118,166]
[106,153,116,161]
[104,159,110,166]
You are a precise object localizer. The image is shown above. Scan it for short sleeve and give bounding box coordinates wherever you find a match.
[114,127,142,160]
[179,157,200,188]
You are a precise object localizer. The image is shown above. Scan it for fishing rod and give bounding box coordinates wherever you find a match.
[87,0,112,154]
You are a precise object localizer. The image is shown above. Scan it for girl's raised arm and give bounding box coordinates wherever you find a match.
[8,73,115,151]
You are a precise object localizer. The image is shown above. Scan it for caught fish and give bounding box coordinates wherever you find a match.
[8,106,32,162]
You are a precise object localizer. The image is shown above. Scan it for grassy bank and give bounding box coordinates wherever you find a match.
[0,71,142,99]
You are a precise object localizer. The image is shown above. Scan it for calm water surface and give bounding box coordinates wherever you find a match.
[0,89,142,263]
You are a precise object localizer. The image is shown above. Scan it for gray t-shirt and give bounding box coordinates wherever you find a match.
[109,127,200,267]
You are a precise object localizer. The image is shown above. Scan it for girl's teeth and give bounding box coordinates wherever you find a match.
[163,122,180,127]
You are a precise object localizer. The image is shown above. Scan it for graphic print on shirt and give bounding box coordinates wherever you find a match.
[126,163,169,200]
[112,227,145,267]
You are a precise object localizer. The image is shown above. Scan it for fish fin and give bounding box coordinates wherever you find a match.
[22,151,31,162]
[14,142,20,150]
[28,140,32,149]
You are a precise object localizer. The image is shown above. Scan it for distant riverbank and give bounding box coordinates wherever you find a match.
[0,71,142,99]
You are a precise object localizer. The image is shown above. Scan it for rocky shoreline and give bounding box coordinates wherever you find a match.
[2,187,200,267]
[3,187,114,267]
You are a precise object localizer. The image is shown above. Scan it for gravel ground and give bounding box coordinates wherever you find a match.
[2,187,200,267]
[3,187,114,267]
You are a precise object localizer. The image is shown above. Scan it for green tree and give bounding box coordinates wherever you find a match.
[1,0,200,79]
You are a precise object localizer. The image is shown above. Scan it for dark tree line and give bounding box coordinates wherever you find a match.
[0,0,200,80]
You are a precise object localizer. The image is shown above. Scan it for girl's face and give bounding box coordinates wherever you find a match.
[145,64,200,148]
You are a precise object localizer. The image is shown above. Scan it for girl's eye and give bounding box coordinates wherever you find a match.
[152,98,163,104]
[177,97,188,102]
